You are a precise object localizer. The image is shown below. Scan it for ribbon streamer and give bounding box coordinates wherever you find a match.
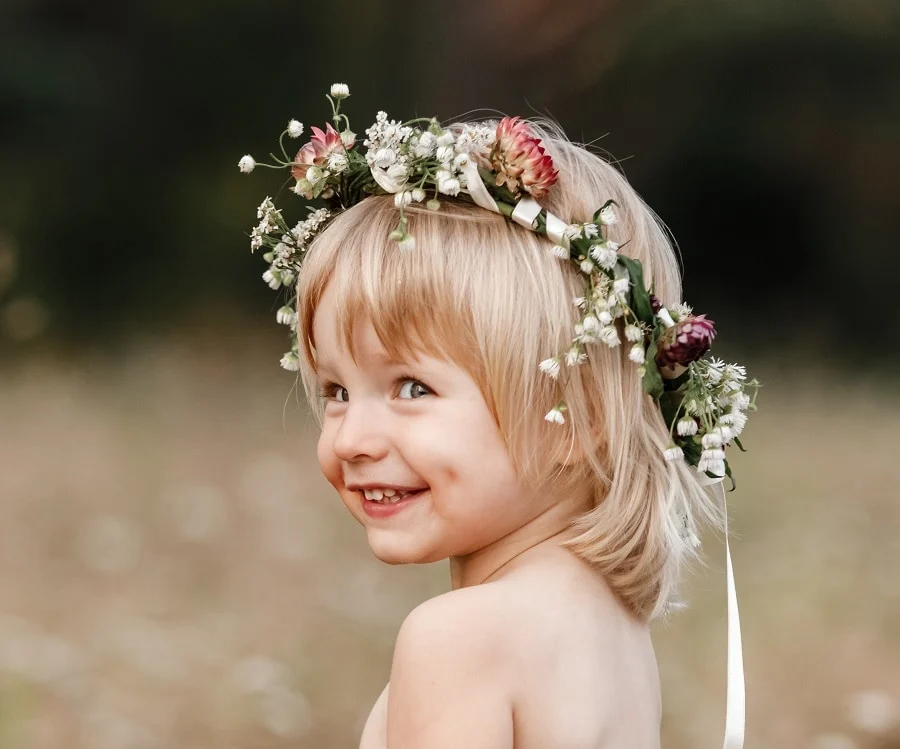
[697,474,746,749]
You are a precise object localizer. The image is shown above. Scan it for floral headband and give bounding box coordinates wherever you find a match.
[239,83,759,483]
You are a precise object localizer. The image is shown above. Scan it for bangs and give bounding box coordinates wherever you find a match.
[297,196,499,377]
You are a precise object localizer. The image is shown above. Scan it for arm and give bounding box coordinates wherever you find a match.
[386,591,515,749]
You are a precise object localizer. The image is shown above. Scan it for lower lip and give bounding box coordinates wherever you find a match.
[360,489,427,518]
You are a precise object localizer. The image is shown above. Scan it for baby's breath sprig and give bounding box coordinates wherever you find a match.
[239,83,760,481]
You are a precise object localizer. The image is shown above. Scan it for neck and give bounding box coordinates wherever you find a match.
[448,486,592,589]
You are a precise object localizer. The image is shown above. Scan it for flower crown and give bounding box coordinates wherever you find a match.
[239,83,759,483]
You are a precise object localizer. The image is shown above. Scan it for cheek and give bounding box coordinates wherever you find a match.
[316,426,341,487]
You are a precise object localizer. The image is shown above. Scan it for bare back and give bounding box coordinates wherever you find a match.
[359,547,660,749]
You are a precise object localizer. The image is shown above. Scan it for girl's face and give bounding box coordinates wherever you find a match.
[312,280,562,568]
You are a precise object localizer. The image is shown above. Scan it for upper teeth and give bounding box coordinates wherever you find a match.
[363,488,410,503]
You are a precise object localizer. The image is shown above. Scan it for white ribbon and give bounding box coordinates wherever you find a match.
[697,473,746,749]
[459,171,573,249]
[544,212,570,247]
[511,197,542,231]
[460,160,500,213]
[510,197,572,248]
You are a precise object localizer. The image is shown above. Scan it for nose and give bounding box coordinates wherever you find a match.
[330,399,391,462]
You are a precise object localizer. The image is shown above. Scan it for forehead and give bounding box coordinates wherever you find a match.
[311,280,417,371]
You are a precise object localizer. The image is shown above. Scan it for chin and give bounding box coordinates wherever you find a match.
[366,534,444,566]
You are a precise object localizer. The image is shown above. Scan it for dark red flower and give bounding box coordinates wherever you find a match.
[656,315,716,368]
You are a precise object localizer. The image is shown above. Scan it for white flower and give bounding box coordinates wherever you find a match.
[598,204,618,225]
[599,326,621,347]
[398,235,416,252]
[341,129,356,148]
[733,393,751,410]
[436,145,454,164]
[597,310,613,325]
[539,357,561,379]
[677,418,698,436]
[394,191,414,207]
[544,407,566,425]
[582,315,601,334]
[437,175,461,196]
[414,131,436,157]
[276,306,297,326]
[702,429,724,448]
[287,120,304,138]
[306,166,323,185]
[411,188,426,202]
[582,223,599,239]
[550,245,569,259]
[580,259,595,274]
[572,296,587,309]
[565,347,586,366]
[724,363,747,381]
[436,131,455,147]
[453,152,470,168]
[373,148,396,168]
[698,453,726,476]
[238,155,256,173]
[262,270,281,290]
[327,151,349,173]
[672,302,693,320]
[256,196,275,219]
[722,410,748,434]
[590,244,618,270]
[628,344,645,364]
[624,324,643,342]
[280,352,301,371]
[563,225,583,241]
[613,278,630,296]
[664,446,684,462]
[330,83,350,99]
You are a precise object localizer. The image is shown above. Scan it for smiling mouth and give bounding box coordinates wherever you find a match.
[361,488,427,504]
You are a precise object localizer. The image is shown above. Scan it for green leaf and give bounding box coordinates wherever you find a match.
[733,436,746,452]
[642,339,664,400]
[724,461,737,491]
[617,256,655,325]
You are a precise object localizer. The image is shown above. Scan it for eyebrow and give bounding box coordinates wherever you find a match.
[316,351,411,373]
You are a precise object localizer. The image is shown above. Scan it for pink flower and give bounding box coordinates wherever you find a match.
[490,116,558,199]
[656,314,717,369]
[291,123,353,181]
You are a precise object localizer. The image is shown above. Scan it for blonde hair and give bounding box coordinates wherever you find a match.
[295,119,722,622]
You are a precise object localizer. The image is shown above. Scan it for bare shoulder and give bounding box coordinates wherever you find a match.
[386,587,518,749]
[492,550,662,749]
[385,555,660,748]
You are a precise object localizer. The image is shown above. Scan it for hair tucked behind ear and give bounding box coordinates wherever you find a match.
[295,117,723,622]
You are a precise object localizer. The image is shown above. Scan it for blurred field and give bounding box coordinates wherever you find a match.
[1,332,899,749]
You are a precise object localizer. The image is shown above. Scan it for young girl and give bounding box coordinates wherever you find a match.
[240,84,757,749]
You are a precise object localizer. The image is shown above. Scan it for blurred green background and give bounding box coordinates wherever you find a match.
[1,0,899,747]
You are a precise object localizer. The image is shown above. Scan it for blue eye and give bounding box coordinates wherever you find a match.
[318,377,432,403]
[398,379,431,399]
